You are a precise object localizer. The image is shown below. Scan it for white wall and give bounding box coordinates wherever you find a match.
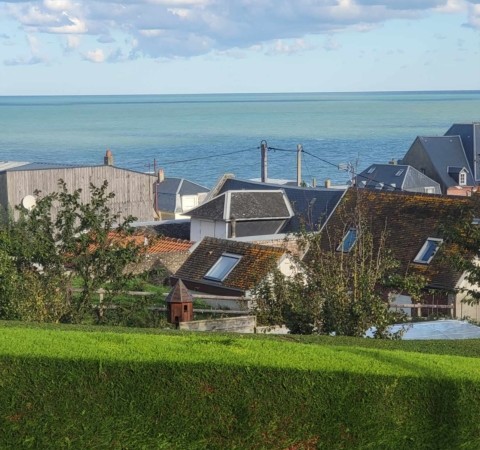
[190,218,228,242]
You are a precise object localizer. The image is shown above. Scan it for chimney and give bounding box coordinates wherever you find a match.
[230,217,237,238]
[157,168,165,183]
[104,149,114,166]
[312,178,317,188]
[388,158,397,165]
[324,179,331,189]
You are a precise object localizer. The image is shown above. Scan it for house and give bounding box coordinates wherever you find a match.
[155,170,209,220]
[316,188,480,320]
[172,236,297,302]
[354,163,441,194]
[0,150,157,221]
[444,123,480,183]
[188,189,294,242]
[402,123,480,195]
[204,176,345,234]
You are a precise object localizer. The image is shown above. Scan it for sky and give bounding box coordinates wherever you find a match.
[0,0,480,95]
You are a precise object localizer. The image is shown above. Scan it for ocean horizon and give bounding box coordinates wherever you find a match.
[1,90,480,187]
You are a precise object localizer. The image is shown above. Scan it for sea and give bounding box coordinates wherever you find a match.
[1,91,479,188]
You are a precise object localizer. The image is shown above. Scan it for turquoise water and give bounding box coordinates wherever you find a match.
[1,91,479,186]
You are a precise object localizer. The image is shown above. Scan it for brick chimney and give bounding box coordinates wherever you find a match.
[157,168,165,183]
[104,149,114,166]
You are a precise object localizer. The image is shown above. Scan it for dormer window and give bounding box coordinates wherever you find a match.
[459,171,467,186]
[337,228,357,253]
[204,253,241,281]
[413,238,442,264]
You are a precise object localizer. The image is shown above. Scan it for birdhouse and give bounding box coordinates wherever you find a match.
[165,279,193,326]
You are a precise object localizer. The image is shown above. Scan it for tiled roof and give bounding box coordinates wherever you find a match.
[317,188,475,290]
[166,279,193,303]
[188,190,293,221]
[174,236,285,293]
[217,178,345,232]
[105,232,192,254]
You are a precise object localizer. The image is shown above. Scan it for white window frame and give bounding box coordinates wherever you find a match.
[413,238,443,264]
[459,171,467,186]
[337,228,357,253]
[424,187,435,194]
[204,253,241,281]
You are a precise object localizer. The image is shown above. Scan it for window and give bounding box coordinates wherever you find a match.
[204,253,241,281]
[424,187,435,194]
[395,169,404,176]
[337,228,357,253]
[459,171,467,186]
[413,238,442,264]
[472,218,480,225]
[367,167,375,174]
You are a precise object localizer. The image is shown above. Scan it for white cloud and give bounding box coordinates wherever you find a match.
[83,48,105,62]
[2,0,478,62]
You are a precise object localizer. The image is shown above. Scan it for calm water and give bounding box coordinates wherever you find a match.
[1,91,479,187]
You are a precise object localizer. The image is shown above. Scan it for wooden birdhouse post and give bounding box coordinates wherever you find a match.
[166,279,193,326]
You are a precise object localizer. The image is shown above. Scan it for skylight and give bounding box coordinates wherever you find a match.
[413,238,442,264]
[395,169,404,176]
[367,167,375,174]
[337,228,357,253]
[204,253,241,281]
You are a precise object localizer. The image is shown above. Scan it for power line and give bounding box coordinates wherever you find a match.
[160,147,256,166]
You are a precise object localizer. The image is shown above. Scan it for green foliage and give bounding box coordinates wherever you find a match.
[0,180,144,324]
[1,323,480,449]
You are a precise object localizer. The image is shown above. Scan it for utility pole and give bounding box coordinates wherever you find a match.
[260,140,268,183]
[297,144,303,186]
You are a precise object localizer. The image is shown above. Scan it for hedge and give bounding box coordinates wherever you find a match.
[1,322,480,449]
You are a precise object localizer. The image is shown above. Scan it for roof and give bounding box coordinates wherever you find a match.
[173,236,285,294]
[317,188,475,290]
[445,123,480,180]
[156,178,209,196]
[216,178,345,232]
[0,161,156,177]
[405,136,475,189]
[105,232,193,254]
[355,164,441,194]
[135,220,191,241]
[188,190,293,221]
[166,279,193,304]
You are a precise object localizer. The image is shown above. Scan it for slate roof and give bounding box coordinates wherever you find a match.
[316,188,475,290]
[354,164,441,194]
[173,236,285,294]
[403,136,475,191]
[155,177,209,213]
[445,123,480,180]
[188,190,293,221]
[216,178,345,232]
[137,220,191,240]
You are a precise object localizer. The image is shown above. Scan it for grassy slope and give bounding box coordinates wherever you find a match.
[1,322,480,449]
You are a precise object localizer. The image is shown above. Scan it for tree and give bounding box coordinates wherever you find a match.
[0,180,144,323]
[254,200,424,338]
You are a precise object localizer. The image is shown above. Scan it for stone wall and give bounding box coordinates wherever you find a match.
[179,316,256,333]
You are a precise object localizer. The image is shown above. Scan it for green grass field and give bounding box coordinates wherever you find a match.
[1,322,480,449]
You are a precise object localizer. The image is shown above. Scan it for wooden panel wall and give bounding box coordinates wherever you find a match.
[7,166,156,221]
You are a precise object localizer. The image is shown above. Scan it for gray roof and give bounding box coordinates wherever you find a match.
[0,161,91,173]
[445,123,480,181]
[404,136,475,190]
[217,178,345,232]
[355,164,441,194]
[188,190,293,221]
[156,178,209,196]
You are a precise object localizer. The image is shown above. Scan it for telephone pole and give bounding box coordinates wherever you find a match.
[260,140,268,183]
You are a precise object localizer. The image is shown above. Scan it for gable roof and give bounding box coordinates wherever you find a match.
[215,178,345,232]
[188,190,293,221]
[173,236,285,294]
[318,188,474,290]
[445,123,480,180]
[156,177,209,196]
[354,164,441,194]
[405,136,475,190]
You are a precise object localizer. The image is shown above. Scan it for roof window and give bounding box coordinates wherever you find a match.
[204,253,241,281]
[337,228,357,253]
[395,169,404,176]
[367,167,375,174]
[413,238,442,264]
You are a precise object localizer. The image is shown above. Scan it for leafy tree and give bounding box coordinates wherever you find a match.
[254,209,423,338]
[0,180,144,323]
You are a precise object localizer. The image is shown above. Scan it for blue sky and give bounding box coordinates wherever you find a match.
[1,0,479,95]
